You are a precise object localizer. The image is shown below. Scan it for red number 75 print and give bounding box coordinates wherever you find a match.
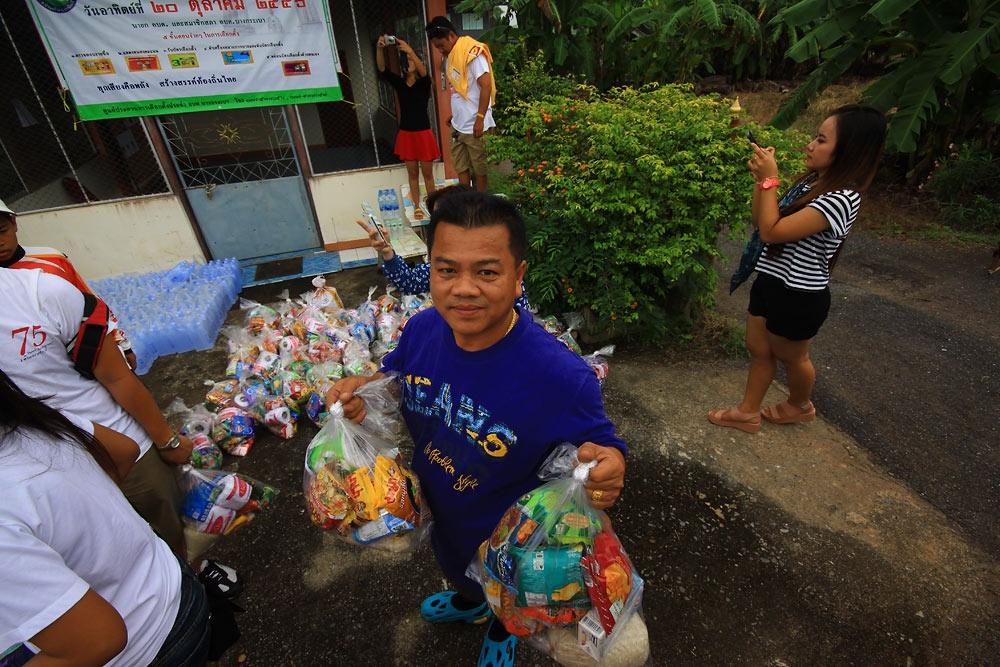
[11,326,47,356]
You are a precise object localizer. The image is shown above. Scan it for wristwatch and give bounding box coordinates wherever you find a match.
[758,177,780,190]
[158,434,181,451]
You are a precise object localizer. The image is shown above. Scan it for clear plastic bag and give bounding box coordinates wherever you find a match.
[309,275,344,311]
[239,298,280,335]
[166,399,223,470]
[558,313,585,355]
[302,378,429,552]
[468,444,648,666]
[180,465,278,535]
[582,345,614,389]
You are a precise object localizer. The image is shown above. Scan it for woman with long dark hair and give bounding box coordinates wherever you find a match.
[0,369,211,666]
[709,105,886,433]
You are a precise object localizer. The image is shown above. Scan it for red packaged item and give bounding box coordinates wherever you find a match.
[582,530,634,634]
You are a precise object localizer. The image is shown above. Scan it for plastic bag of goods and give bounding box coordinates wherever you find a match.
[558,313,584,355]
[302,379,429,552]
[240,298,281,335]
[211,405,257,457]
[204,378,241,411]
[249,390,298,440]
[304,360,345,427]
[166,399,223,470]
[582,346,614,389]
[180,465,278,536]
[309,275,344,311]
[222,326,261,380]
[467,444,649,666]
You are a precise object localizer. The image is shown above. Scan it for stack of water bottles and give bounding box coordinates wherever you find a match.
[91,259,242,375]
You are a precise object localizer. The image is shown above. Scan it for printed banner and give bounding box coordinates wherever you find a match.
[26,0,342,121]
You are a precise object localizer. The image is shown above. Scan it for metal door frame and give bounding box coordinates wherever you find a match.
[155,105,323,259]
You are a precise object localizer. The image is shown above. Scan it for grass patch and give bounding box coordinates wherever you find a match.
[698,311,747,359]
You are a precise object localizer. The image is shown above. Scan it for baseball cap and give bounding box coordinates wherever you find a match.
[0,198,13,217]
[425,16,457,37]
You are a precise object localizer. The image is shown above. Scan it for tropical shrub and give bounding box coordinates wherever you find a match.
[489,81,806,340]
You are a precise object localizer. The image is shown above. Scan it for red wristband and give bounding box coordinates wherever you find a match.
[758,177,780,190]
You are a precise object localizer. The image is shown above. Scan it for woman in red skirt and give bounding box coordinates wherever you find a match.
[377,35,440,220]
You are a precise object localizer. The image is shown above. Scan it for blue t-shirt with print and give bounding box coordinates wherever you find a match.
[381,306,627,597]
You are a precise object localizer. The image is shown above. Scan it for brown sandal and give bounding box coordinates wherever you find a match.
[707,407,761,434]
[762,400,816,424]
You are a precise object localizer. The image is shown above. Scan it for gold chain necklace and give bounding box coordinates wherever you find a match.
[504,310,519,336]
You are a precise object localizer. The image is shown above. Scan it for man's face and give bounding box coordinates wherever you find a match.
[431,33,457,56]
[0,216,18,263]
[430,222,526,351]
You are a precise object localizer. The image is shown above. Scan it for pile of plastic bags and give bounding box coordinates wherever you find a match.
[469,445,649,667]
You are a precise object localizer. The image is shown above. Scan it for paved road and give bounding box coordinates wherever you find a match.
[717,232,1000,557]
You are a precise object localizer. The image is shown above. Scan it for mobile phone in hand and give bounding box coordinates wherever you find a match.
[746,129,759,146]
[368,213,388,245]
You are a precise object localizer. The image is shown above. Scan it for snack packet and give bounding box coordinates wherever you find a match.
[468,444,647,665]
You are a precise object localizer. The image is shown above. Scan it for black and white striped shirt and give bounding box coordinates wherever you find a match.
[756,187,861,291]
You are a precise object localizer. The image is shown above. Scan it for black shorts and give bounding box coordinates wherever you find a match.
[748,272,831,341]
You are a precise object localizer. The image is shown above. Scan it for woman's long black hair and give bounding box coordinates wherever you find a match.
[0,368,119,481]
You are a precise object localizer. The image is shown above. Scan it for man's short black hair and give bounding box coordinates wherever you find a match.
[425,15,457,38]
[428,191,527,264]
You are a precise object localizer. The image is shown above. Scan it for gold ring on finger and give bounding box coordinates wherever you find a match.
[591,489,604,502]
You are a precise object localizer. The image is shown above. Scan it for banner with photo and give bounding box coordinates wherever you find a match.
[26,0,342,121]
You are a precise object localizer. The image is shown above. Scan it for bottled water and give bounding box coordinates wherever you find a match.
[92,258,243,375]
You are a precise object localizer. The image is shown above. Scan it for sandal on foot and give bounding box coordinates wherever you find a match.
[420,591,492,625]
[762,401,816,424]
[707,407,761,434]
[477,617,517,667]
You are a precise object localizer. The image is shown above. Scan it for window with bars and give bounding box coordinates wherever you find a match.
[0,4,168,214]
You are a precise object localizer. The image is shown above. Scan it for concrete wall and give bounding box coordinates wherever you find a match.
[310,162,444,243]
[16,194,206,281]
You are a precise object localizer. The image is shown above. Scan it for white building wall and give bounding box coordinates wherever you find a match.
[309,162,444,244]
[15,194,206,281]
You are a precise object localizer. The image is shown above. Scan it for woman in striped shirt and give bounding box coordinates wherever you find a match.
[709,105,886,433]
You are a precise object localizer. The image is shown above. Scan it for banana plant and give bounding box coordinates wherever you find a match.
[771,0,1000,168]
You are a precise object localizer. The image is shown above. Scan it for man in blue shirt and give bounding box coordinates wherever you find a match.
[328,191,626,667]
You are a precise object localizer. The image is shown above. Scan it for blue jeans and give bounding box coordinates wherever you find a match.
[152,557,211,667]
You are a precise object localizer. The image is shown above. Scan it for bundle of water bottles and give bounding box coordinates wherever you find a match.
[91,259,242,375]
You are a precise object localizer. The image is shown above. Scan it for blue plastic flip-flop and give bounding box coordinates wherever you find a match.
[420,591,492,624]
[477,617,517,667]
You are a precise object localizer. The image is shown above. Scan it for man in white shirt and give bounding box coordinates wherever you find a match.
[426,16,496,192]
[0,267,193,556]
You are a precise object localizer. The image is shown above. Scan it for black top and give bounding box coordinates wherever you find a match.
[380,71,432,132]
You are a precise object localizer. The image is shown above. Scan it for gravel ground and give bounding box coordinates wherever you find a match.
[140,239,1000,666]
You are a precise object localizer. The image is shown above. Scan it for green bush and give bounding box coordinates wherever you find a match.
[489,81,805,340]
[924,144,1000,234]
[492,49,580,131]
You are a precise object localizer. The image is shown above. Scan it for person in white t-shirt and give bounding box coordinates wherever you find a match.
[0,369,211,666]
[0,267,193,558]
[709,105,886,433]
[426,16,496,191]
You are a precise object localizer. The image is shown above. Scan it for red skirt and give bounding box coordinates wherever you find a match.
[394,129,441,162]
